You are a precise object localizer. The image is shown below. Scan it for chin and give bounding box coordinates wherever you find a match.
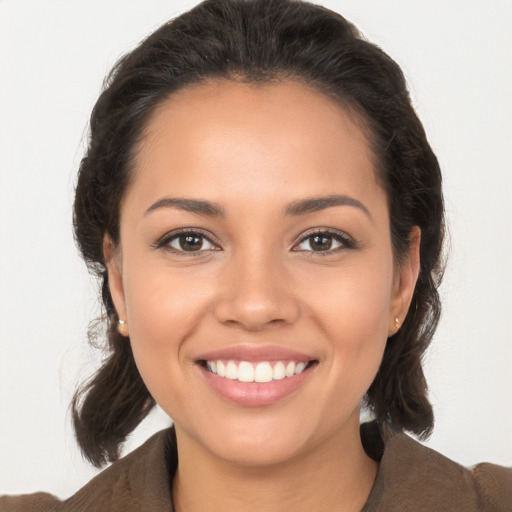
[187,404,353,469]
[175,409,314,468]
[209,430,307,467]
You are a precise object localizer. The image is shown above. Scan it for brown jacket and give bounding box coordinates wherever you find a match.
[1,422,511,511]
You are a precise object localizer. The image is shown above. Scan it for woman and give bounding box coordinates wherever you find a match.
[1,0,510,510]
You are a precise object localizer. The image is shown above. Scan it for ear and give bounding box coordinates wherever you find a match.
[103,234,128,336]
[389,226,421,336]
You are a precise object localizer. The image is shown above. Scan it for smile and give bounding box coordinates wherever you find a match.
[204,360,309,383]
[195,346,318,406]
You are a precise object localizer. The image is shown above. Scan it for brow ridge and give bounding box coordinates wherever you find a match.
[285,194,371,218]
[145,197,225,217]
[145,194,370,220]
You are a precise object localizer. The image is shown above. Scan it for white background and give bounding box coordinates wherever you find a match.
[1,0,511,499]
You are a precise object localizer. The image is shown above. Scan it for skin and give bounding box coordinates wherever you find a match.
[106,80,420,512]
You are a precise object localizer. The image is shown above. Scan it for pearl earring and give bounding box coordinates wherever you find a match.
[118,319,129,337]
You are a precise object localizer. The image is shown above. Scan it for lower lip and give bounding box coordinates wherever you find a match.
[199,364,315,406]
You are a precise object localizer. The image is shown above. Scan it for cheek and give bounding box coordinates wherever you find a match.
[120,261,214,402]
[123,259,213,337]
[306,254,394,335]
[302,255,393,385]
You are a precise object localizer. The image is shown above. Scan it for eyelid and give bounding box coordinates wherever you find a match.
[152,227,221,253]
[152,226,355,255]
[291,228,356,253]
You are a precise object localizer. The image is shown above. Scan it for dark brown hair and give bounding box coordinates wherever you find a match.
[72,0,445,467]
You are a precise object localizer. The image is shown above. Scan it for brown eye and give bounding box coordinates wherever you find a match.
[294,230,353,253]
[180,234,203,251]
[167,232,217,252]
[309,235,333,251]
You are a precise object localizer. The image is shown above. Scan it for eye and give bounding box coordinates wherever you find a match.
[293,230,354,253]
[155,229,220,254]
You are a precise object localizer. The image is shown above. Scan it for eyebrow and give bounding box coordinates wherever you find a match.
[145,197,225,217]
[145,193,371,219]
[285,194,372,219]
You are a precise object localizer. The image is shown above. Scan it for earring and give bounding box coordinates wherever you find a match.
[118,319,129,337]
[394,317,400,328]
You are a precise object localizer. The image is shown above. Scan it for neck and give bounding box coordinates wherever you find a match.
[172,414,378,512]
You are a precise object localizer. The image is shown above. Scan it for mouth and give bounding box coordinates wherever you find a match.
[195,353,318,406]
[197,359,317,383]
[194,346,319,406]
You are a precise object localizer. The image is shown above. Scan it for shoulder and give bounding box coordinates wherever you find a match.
[0,428,177,512]
[0,492,61,512]
[471,461,512,511]
[362,422,512,512]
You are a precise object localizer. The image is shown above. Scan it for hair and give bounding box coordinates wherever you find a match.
[72,0,445,467]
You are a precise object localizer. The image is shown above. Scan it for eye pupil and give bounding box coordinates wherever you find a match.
[180,234,203,251]
[311,235,332,251]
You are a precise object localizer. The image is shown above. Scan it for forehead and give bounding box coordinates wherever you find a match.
[126,79,383,216]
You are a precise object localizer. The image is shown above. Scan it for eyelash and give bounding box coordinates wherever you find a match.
[292,229,356,255]
[153,228,356,256]
[153,228,220,256]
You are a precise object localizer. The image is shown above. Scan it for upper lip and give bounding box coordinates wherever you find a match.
[195,344,316,363]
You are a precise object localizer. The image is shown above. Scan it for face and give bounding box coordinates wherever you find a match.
[107,80,419,467]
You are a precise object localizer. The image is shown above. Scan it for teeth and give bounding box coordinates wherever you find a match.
[295,362,307,374]
[272,361,286,380]
[238,361,255,382]
[225,361,238,380]
[216,360,225,377]
[254,362,273,383]
[205,359,310,382]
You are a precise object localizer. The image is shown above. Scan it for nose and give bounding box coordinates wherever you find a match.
[213,250,300,331]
